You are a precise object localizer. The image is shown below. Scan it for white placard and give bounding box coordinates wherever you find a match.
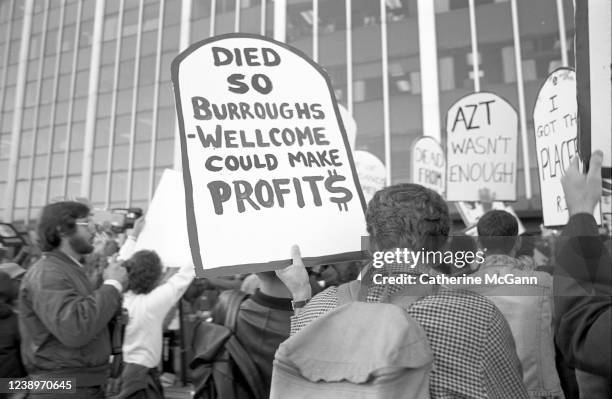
[411,136,446,196]
[533,68,600,227]
[353,150,386,204]
[446,92,518,201]
[171,34,367,277]
[456,201,525,236]
[133,169,193,269]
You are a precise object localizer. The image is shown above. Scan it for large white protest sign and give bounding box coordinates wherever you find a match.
[533,68,600,227]
[446,92,518,202]
[411,136,445,196]
[171,34,367,277]
[133,169,192,269]
[353,150,385,204]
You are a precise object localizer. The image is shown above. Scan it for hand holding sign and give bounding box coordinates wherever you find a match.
[275,245,312,301]
[562,150,603,217]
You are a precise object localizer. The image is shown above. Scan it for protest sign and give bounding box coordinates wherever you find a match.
[410,136,445,196]
[533,68,600,227]
[446,92,518,202]
[457,201,525,236]
[133,169,193,269]
[353,150,385,203]
[171,34,367,277]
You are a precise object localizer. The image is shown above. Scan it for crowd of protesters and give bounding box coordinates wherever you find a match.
[0,150,609,398]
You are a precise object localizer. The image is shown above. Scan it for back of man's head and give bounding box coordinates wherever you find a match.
[366,184,450,252]
[37,201,90,252]
[477,210,518,254]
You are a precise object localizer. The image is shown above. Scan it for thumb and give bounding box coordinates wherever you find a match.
[587,150,603,181]
[291,244,303,265]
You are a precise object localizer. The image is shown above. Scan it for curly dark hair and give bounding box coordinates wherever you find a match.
[366,184,450,252]
[477,210,518,254]
[37,201,90,251]
[124,250,163,294]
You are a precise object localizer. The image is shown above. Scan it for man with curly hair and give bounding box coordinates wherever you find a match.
[18,201,128,398]
[276,183,529,398]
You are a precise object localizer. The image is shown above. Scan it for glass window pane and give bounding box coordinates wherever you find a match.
[131,169,148,201]
[95,117,111,147]
[93,146,109,172]
[110,171,126,203]
[68,150,82,174]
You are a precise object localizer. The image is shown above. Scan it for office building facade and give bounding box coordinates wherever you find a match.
[0,0,575,226]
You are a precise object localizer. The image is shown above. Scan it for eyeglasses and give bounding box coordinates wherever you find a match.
[75,220,97,231]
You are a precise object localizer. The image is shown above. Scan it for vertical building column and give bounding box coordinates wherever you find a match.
[25,0,51,224]
[274,0,287,42]
[173,0,192,171]
[80,0,107,199]
[313,0,319,62]
[148,0,166,201]
[345,0,353,116]
[260,0,266,36]
[510,0,532,199]
[556,0,568,67]
[126,0,145,207]
[380,0,391,185]
[468,0,480,92]
[416,0,441,141]
[234,0,241,33]
[3,0,34,221]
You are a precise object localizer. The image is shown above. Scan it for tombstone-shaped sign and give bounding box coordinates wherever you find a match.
[171,34,367,277]
[446,92,518,202]
[533,68,600,227]
[353,150,386,204]
[410,136,445,196]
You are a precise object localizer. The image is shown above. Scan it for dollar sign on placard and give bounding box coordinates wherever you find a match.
[325,169,353,211]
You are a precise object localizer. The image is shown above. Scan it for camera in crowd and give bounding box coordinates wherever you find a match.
[92,208,143,234]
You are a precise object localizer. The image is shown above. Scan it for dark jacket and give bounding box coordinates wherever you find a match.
[554,213,612,378]
[18,250,121,387]
[0,302,26,378]
[234,290,292,398]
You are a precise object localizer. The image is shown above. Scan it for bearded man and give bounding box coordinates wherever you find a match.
[18,201,128,399]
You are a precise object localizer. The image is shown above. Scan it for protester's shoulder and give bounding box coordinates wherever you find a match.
[412,287,502,318]
[22,254,77,288]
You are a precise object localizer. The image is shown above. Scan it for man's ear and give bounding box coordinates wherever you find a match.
[57,225,69,237]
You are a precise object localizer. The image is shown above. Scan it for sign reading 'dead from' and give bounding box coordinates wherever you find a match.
[446,92,518,202]
[171,34,367,277]
[411,136,445,196]
[533,68,601,227]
